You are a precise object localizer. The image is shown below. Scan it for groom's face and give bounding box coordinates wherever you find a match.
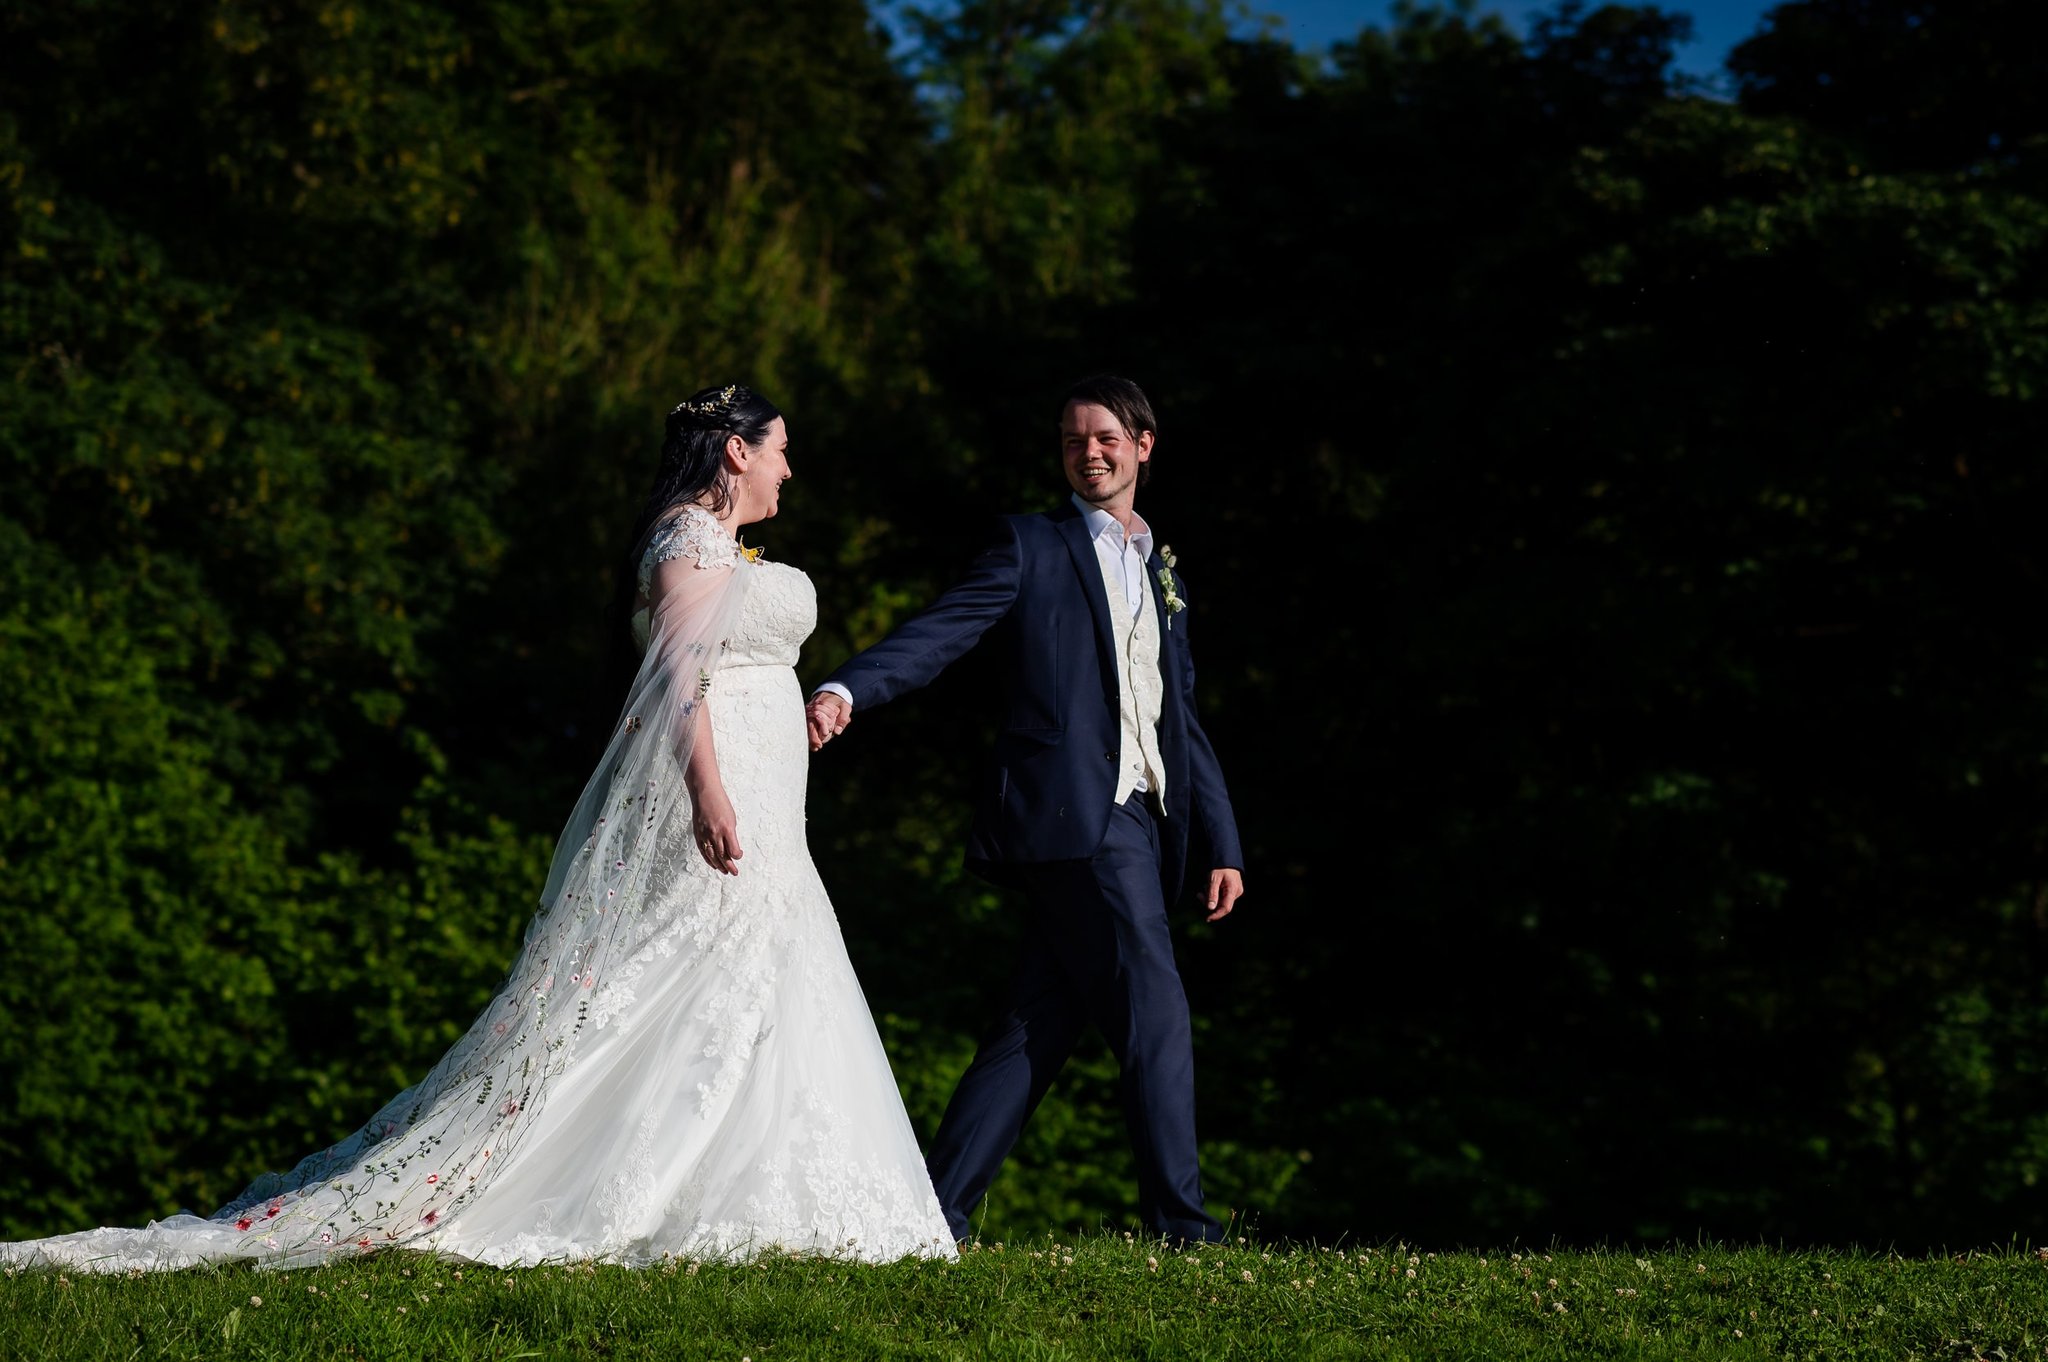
[1060,401,1153,507]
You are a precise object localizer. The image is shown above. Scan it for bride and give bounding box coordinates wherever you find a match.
[2,385,955,1272]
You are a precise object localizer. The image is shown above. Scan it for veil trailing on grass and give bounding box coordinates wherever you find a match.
[4,504,755,1271]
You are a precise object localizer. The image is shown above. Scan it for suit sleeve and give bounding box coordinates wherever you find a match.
[1175,575,1245,872]
[823,517,1023,711]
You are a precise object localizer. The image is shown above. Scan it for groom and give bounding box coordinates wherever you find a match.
[805,375,1244,1244]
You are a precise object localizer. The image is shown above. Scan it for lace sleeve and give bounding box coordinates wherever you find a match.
[638,504,739,600]
[637,505,753,697]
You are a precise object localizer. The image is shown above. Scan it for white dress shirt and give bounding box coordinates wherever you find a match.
[1072,494,1154,623]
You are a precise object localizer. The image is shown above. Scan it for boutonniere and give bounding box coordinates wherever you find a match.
[1156,545,1186,626]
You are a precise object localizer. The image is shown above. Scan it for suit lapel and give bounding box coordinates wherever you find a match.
[1056,505,1119,688]
[1146,545,1184,703]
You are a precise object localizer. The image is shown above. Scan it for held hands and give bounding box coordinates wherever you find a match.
[806,692,850,752]
[1205,868,1244,923]
[691,784,744,876]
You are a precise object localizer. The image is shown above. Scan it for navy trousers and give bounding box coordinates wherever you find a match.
[924,794,1223,1242]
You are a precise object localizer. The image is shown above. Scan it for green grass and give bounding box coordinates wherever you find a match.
[4,1235,2046,1360]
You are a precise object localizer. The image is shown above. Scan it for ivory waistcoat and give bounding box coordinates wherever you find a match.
[1102,566,1167,806]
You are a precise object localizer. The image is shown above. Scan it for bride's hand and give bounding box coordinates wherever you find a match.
[806,692,851,752]
[691,786,744,876]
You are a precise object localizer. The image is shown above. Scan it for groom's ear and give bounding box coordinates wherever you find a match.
[1135,429,1155,462]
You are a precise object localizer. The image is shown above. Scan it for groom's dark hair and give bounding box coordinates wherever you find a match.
[1062,374,1157,485]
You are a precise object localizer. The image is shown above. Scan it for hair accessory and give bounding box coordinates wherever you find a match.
[672,385,744,423]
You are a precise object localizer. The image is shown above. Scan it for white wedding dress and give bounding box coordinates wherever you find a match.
[1,506,953,1272]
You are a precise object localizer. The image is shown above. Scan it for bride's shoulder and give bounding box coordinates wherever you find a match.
[647,503,740,572]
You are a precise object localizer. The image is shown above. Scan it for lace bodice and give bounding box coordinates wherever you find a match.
[723,561,815,668]
[632,506,815,666]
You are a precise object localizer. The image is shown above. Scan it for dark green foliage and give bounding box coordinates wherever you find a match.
[1094,1,2048,1244]
[5,0,2048,1252]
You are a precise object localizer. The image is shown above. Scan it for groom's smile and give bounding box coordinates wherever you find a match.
[1061,400,1153,512]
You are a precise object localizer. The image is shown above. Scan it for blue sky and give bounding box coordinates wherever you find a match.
[1251,1,1781,79]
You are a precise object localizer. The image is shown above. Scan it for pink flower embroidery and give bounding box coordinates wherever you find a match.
[421,1209,440,1225]
[425,1174,439,1185]
[319,1232,334,1244]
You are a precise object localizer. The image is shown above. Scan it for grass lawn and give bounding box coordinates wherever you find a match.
[4,1234,2045,1359]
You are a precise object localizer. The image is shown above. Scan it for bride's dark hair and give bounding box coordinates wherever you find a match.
[607,384,783,703]
[628,383,784,550]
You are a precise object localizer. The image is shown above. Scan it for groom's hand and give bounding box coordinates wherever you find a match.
[806,692,850,752]
[1204,869,1244,922]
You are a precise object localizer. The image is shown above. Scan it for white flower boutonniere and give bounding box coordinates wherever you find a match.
[1157,545,1186,627]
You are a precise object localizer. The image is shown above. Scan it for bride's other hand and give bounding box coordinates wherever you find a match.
[691,786,744,875]
[806,692,850,752]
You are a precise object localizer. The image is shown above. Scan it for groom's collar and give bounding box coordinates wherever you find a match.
[1068,493,1155,558]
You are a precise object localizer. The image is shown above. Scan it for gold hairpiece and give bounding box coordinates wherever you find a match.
[673,384,743,422]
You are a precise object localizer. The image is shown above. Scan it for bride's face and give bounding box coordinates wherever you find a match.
[731,417,791,523]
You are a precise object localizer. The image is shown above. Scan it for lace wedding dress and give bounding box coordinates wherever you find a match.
[1,505,953,1272]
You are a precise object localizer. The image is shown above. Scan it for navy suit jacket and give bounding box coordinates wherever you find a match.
[823,501,1243,903]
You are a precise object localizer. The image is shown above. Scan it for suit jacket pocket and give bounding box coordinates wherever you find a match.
[997,726,1064,746]
[1006,622,1060,732]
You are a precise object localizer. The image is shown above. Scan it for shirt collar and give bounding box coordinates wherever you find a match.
[1070,493,1153,557]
